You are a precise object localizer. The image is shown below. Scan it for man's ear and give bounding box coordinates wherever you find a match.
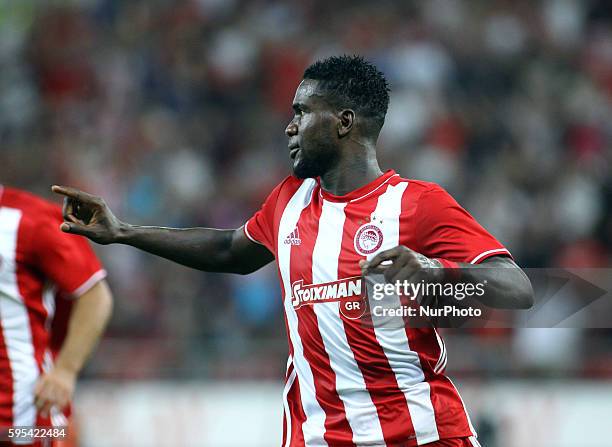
[337,109,355,138]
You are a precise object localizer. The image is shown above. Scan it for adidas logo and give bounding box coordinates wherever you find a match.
[284,228,302,245]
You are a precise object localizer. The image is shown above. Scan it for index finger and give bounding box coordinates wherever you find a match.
[51,185,98,203]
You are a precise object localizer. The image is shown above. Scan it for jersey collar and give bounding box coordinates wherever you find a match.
[318,170,398,203]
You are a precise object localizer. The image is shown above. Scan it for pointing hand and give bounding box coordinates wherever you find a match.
[51,185,124,245]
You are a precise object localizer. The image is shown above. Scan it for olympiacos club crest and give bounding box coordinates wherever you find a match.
[354,223,383,256]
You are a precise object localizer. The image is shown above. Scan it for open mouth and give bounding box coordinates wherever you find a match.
[289,147,300,159]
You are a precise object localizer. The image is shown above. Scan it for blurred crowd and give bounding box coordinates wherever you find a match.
[1,0,611,380]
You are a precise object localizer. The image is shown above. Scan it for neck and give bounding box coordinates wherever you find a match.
[319,143,383,196]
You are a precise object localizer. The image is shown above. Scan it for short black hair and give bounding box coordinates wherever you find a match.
[303,55,390,133]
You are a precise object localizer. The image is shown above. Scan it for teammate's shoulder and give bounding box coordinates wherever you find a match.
[1,186,62,220]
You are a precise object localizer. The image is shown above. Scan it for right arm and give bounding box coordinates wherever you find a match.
[51,186,274,274]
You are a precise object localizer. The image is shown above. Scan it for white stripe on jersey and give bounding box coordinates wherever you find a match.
[277,179,328,446]
[433,329,447,374]
[470,248,510,264]
[50,407,68,429]
[311,200,385,445]
[0,208,39,428]
[243,223,263,245]
[368,182,441,445]
[283,364,297,447]
[42,285,56,332]
[72,269,107,297]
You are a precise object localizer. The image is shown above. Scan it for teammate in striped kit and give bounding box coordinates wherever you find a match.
[0,186,113,446]
[52,56,533,446]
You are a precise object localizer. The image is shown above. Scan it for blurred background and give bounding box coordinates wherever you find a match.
[1,0,611,445]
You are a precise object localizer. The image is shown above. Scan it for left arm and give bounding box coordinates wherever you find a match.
[360,247,534,309]
[450,255,533,309]
[34,280,113,416]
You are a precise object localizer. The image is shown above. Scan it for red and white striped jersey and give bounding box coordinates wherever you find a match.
[0,186,106,429]
[244,170,510,447]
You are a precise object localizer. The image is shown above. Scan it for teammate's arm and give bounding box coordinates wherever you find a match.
[51,186,274,274]
[34,280,113,416]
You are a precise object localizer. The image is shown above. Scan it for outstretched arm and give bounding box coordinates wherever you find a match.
[51,186,274,274]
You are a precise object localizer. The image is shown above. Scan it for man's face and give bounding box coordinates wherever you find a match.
[285,80,340,179]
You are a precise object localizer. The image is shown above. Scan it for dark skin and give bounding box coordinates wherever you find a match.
[287,80,383,193]
[52,79,533,309]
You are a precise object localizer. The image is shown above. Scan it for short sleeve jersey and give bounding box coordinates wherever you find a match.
[244,171,509,446]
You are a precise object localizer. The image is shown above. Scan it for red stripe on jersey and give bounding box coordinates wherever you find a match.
[401,327,473,437]
[281,326,308,447]
[290,197,354,446]
[284,363,306,447]
[431,376,473,438]
[337,198,416,444]
[36,411,50,429]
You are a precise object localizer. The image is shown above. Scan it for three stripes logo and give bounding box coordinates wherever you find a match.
[284,227,302,245]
